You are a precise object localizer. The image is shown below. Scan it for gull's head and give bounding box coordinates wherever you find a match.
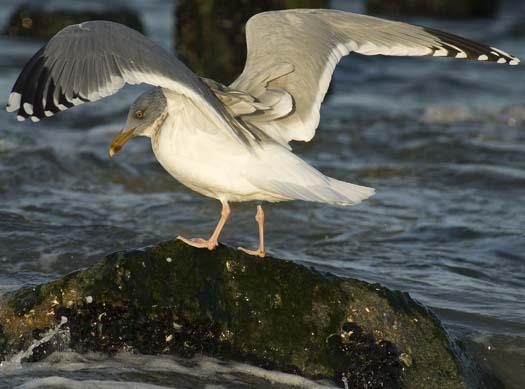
[109,87,168,157]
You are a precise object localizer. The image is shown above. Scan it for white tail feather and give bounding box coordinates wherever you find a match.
[262,177,374,205]
[327,178,375,205]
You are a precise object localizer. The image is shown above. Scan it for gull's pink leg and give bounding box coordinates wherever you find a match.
[177,199,230,251]
[239,205,265,258]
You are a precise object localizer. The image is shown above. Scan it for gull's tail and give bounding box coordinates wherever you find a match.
[260,176,375,206]
[326,178,375,205]
[247,144,375,205]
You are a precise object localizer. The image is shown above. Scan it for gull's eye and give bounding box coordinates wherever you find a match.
[135,110,144,119]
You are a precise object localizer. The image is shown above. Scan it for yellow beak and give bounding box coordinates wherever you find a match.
[108,129,134,157]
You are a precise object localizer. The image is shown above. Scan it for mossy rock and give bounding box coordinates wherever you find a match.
[4,0,143,40]
[1,240,477,387]
[367,0,500,18]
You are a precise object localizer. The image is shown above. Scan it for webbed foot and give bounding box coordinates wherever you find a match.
[177,236,218,251]
[238,246,265,258]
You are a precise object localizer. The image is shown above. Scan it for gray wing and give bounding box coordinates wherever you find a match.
[231,9,520,144]
[6,21,258,146]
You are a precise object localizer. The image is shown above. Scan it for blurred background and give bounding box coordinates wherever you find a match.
[0,0,524,387]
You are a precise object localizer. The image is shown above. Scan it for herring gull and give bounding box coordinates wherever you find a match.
[6,10,520,257]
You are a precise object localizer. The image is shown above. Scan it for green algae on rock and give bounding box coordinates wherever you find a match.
[0,240,466,388]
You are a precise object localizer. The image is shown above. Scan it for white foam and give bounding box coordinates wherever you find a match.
[202,358,337,388]
[16,377,170,389]
[6,351,337,388]
[1,317,68,371]
[136,354,337,388]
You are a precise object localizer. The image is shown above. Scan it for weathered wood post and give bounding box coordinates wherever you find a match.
[367,0,500,18]
[175,0,328,84]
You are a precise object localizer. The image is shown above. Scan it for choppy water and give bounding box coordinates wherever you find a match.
[1,0,524,387]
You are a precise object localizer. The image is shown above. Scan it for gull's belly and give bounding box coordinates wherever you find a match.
[151,123,285,202]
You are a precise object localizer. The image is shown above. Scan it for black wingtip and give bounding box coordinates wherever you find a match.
[423,27,520,65]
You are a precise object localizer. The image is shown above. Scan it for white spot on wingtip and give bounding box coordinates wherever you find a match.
[44,110,54,117]
[30,116,40,123]
[57,104,67,111]
[497,58,507,64]
[23,102,33,115]
[7,92,21,112]
[478,54,489,61]
[433,48,448,57]
[16,115,25,122]
[510,58,520,65]
[455,52,467,59]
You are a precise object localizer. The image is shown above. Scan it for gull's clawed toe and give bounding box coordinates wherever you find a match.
[177,236,218,250]
[238,247,266,258]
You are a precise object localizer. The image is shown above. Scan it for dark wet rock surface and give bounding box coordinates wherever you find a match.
[1,240,473,388]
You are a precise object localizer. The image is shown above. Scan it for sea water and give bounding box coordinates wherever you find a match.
[0,0,524,387]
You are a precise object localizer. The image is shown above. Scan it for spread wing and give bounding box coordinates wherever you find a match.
[6,21,260,146]
[231,9,520,145]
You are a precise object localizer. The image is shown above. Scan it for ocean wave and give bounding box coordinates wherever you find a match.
[4,351,336,389]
